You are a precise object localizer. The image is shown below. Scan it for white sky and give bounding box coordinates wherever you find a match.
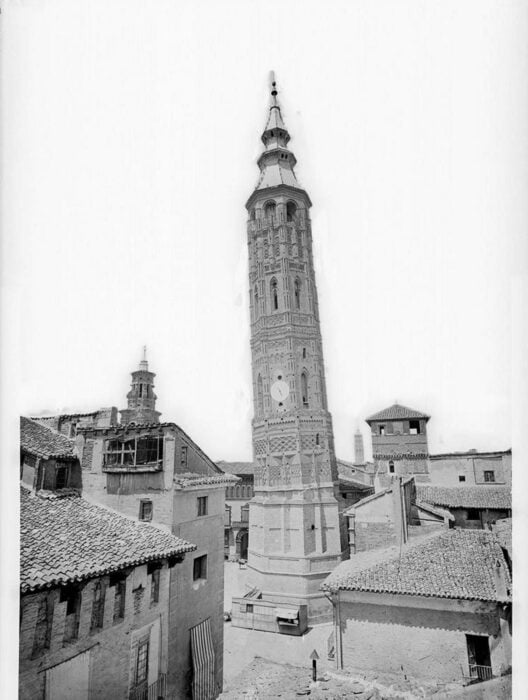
[4,0,528,466]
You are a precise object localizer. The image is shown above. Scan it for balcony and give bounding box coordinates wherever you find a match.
[130,673,167,700]
[468,664,493,682]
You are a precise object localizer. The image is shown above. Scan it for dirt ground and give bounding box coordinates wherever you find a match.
[220,657,512,700]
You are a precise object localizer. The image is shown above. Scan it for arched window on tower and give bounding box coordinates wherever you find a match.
[254,286,259,318]
[389,461,395,474]
[270,278,279,311]
[250,208,256,220]
[265,201,276,218]
[301,371,309,408]
[257,374,264,414]
[286,201,297,221]
[294,278,301,309]
[264,201,276,222]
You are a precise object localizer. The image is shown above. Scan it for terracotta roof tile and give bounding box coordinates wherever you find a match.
[417,485,511,509]
[20,487,196,593]
[20,416,76,459]
[216,461,255,476]
[173,472,240,487]
[322,529,510,602]
[366,403,430,422]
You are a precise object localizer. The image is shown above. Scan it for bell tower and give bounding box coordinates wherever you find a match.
[246,75,344,622]
[120,347,161,425]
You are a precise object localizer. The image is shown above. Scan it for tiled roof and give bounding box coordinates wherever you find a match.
[415,500,455,522]
[20,487,196,593]
[492,518,512,557]
[338,476,373,490]
[429,449,511,459]
[366,403,430,422]
[322,529,511,602]
[216,461,255,476]
[20,416,76,460]
[417,485,511,510]
[173,472,240,488]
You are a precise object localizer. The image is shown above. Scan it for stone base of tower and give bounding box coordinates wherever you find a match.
[245,549,341,625]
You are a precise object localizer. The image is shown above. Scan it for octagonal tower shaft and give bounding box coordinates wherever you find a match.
[245,78,344,618]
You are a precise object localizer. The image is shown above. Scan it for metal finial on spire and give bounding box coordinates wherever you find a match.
[270,70,277,96]
[139,345,149,371]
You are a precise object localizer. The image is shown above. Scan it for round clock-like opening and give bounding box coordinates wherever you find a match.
[278,375,282,380]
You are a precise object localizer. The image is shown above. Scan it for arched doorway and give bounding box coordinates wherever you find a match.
[236,529,249,560]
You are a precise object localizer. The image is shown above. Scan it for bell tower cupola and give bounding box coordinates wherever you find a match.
[120,346,161,425]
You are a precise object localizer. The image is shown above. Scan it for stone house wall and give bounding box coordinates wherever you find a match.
[428,453,511,487]
[169,487,225,699]
[338,596,511,683]
[19,562,171,700]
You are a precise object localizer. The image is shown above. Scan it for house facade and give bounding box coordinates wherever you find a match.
[19,486,195,700]
[75,354,237,699]
[322,529,512,685]
[416,485,511,530]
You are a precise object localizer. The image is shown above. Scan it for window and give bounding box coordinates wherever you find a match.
[110,574,126,622]
[389,461,395,474]
[301,372,309,408]
[193,555,207,581]
[180,445,188,468]
[484,471,495,483]
[379,425,385,436]
[286,201,297,221]
[294,278,301,309]
[466,635,492,680]
[90,580,105,632]
[55,465,69,489]
[61,586,81,643]
[409,420,421,435]
[254,286,259,318]
[315,433,320,446]
[264,201,276,220]
[302,347,306,359]
[148,563,161,606]
[197,496,208,517]
[271,278,279,311]
[139,499,153,522]
[459,475,466,482]
[32,594,52,657]
[103,435,163,468]
[467,508,480,521]
[134,638,149,688]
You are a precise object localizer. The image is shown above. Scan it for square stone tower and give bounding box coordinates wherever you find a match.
[245,76,345,623]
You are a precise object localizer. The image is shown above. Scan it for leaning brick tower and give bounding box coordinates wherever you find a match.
[245,75,345,622]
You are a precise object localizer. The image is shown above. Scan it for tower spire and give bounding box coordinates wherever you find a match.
[249,73,302,196]
[120,348,161,425]
[139,345,148,371]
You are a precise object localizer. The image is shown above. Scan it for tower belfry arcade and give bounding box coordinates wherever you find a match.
[245,75,345,622]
